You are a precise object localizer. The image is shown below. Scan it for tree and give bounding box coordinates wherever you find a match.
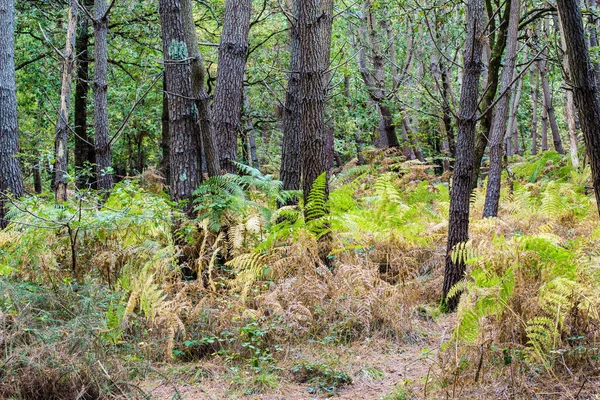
[158,0,202,209]
[299,0,331,208]
[93,0,114,192]
[54,0,79,203]
[0,0,24,228]
[213,0,252,174]
[74,0,95,188]
[442,0,485,311]
[483,0,521,218]
[557,0,600,215]
[357,0,400,149]
[280,0,302,196]
[181,0,220,177]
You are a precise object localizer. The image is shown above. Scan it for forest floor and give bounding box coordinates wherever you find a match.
[140,314,456,399]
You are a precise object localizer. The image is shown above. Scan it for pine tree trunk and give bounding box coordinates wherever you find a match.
[54,0,78,203]
[0,0,24,228]
[557,0,600,214]
[299,0,330,208]
[160,74,170,184]
[213,0,252,173]
[159,0,203,209]
[280,0,302,194]
[74,0,95,188]
[181,0,219,177]
[483,0,520,218]
[472,0,512,190]
[94,0,113,192]
[442,0,485,311]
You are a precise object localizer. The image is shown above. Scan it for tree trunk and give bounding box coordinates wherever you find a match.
[299,0,330,208]
[54,0,78,203]
[357,0,400,148]
[557,0,600,214]
[539,48,566,154]
[483,0,520,218]
[181,0,219,177]
[159,0,203,209]
[0,0,24,228]
[431,52,456,164]
[280,0,302,194]
[442,0,485,311]
[93,0,113,192]
[507,72,524,156]
[531,66,539,155]
[558,13,581,167]
[213,0,252,173]
[242,82,259,169]
[472,0,512,190]
[74,0,95,188]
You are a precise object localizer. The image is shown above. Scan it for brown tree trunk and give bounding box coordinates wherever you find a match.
[74,0,95,188]
[442,0,485,311]
[280,0,302,194]
[472,0,512,190]
[159,0,203,209]
[213,0,252,173]
[54,0,78,203]
[557,0,600,214]
[483,0,520,218]
[93,0,113,192]
[357,0,400,148]
[0,0,24,228]
[299,0,330,208]
[181,0,219,177]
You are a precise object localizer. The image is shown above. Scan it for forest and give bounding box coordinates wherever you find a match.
[1,0,600,398]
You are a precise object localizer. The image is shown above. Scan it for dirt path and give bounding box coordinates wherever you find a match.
[140,315,456,399]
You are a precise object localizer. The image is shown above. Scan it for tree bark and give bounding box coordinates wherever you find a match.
[472,0,512,190]
[159,0,203,209]
[54,0,78,203]
[557,0,600,214]
[539,45,566,154]
[93,0,113,192]
[160,74,170,184]
[483,0,520,218]
[0,0,24,228]
[357,0,400,148]
[280,0,302,194]
[442,0,485,311]
[181,0,219,177]
[299,0,330,208]
[74,0,95,188]
[213,0,252,173]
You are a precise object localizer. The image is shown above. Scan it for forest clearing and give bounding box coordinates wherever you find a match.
[1,0,600,398]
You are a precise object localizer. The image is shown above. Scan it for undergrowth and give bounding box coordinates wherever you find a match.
[1,154,599,397]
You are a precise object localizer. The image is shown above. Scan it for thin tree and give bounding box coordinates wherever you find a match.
[442,0,485,311]
[483,0,521,218]
[54,0,79,203]
[557,0,600,214]
[158,0,202,209]
[213,0,252,173]
[0,0,24,228]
